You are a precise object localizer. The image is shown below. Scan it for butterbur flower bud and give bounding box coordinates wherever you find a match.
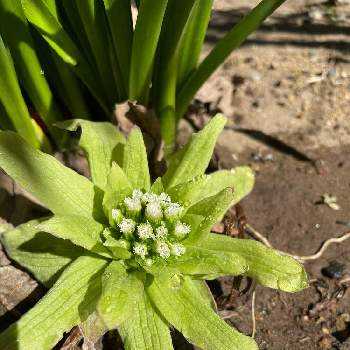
[118,218,136,236]
[174,222,190,239]
[111,208,123,224]
[132,189,143,200]
[156,241,171,259]
[164,203,183,221]
[141,192,157,205]
[124,197,142,217]
[137,222,154,240]
[158,192,171,207]
[133,242,148,259]
[145,202,163,223]
[171,243,186,257]
[155,224,168,239]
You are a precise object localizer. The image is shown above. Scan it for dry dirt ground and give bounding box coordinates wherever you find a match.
[1,1,350,349]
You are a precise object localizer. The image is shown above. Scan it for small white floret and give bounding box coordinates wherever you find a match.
[174,222,190,238]
[137,222,154,240]
[124,197,141,212]
[141,192,158,205]
[132,189,143,200]
[156,241,171,259]
[133,242,148,259]
[164,203,183,220]
[171,243,186,257]
[111,208,123,224]
[145,202,163,222]
[118,218,136,235]
[155,225,168,239]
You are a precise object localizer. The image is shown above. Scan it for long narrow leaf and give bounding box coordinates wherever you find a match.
[176,0,286,118]
[177,0,213,89]
[0,35,40,148]
[129,0,168,104]
[0,0,63,141]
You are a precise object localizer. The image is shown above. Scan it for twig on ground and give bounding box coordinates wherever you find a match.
[244,224,350,263]
[251,291,257,339]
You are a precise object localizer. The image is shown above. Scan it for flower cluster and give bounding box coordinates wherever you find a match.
[111,189,189,264]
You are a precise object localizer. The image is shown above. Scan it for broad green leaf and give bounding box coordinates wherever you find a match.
[185,187,234,242]
[103,162,133,224]
[168,167,254,209]
[97,261,144,328]
[0,35,40,148]
[201,234,308,292]
[0,0,63,141]
[191,280,217,310]
[0,131,104,221]
[150,177,164,194]
[119,291,173,350]
[58,119,125,190]
[0,255,107,350]
[162,114,226,188]
[102,229,132,259]
[103,0,133,96]
[129,0,169,103]
[177,0,213,89]
[176,0,287,118]
[37,215,110,258]
[168,246,247,279]
[147,274,258,350]
[1,219,83,287]
[123,127,151,190]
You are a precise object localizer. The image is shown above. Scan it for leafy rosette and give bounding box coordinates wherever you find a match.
[0,115,308,350]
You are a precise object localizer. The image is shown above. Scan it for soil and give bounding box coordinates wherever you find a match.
[1,1,350,349]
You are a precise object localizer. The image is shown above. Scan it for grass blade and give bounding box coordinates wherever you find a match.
[0,0,64,141]
[176,0,287,118]
[103,0,133,98]
[154,0,196,149]
[177,0,213,90]
[0,35,40,148]
[129,0,168,104]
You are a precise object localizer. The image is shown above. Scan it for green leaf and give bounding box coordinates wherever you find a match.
[129,0,169,103]
[123,127,151,190]
[102,229,132,259]
[168,246,247,279]
[147,274,258,350]
[185,187,234,242]
[103,0,133,96]
[0,0,63,141]
[177,0,214,89]
[21,0,78,65]
[191,280,217,310]
[162,114,226,189]
[97,261,144,328]
[37,215,111,258]
[75,0,117,105]
[168,167,254,210]
[58,119,125,190]
[0,35,40,148]
[0,131,104,221]
[201,234,308,292]
[103,162,133,224]
[0,255,107,350]
[119,291,173,350]
[0,219,83,287]
[150,177,164,194]
[176,0,287,118]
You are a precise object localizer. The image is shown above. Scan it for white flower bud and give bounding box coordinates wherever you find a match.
[174,222,190,239]
[137,222,154,240]
[118,218,136,235]
[171,243,186,257]
[164,203,183,221]
[141,192,158,205]
[155,225,168,239]
[145,258,153,266]
[124,197,142,214]
[158,192,171,207]
[133,242,148,259]
[132,189,143,200]
[156,241,171,259]
[145,202,163,222]
[111,208,123,224]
